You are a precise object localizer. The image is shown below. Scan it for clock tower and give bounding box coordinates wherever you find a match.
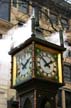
[9,34,65,108]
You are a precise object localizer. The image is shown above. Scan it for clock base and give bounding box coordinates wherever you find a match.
[14,78,63,108]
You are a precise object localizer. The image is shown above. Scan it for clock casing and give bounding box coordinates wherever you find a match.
[35,44,62,82]
[9,36,65,87]
[12,45,33,86]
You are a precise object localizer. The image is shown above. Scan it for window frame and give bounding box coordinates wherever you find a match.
[63,62,71,82]
[65,90,71,108]
[13,0,29,14]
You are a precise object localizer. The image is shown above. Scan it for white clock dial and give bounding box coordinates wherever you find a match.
[16,47,32,80]
[20,53,32,75]
[36,49,57,78]
[40,55,54,74]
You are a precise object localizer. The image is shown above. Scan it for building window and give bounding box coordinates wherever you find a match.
[0,34,2,39]
[50,14,58,25]
[13,0,29,14]
[60,18,69,30]
[34,7,39,26]
[68,50,71,57]
[63,63,71,82]
[13,0,17,7]
[18,0,29,14]
[65,91,71,108]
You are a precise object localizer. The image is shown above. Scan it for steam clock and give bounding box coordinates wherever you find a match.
[9,35,65,108]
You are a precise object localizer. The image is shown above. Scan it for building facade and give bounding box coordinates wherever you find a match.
[10,0,71,108]
[0,0,71,108]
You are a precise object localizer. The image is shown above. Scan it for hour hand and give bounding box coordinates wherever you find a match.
[44,60,53,67]
[40,56,50,67]
[40,56,54,68]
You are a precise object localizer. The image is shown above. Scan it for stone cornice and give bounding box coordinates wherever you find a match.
[0,19,13,34]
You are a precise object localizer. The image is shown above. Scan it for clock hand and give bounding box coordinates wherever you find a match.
[44,60,53,67]
[40,55,50,67]
[41,57,48,65]
[40,55,54,68]
[21,57,30,70]
[21,62,24,67]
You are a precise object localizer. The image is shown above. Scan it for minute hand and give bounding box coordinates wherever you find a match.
[40,55,54,67]
[22,57,30,69]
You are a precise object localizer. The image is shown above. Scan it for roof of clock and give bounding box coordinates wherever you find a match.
[9,34,66,55]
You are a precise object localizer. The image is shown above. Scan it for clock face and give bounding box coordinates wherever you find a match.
[36,48,58,79]
[16,46,32,84]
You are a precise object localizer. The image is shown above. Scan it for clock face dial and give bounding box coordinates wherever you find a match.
[36,48,58,78]
[16,46,32,84]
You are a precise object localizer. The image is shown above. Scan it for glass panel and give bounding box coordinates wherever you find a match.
[50,14,57,24]
[13,0,17,7]
[23,98,32,108]
[0,0,11,21]
[18,0,29,14]
[61,18,69,29]
[65,91,71,108]
[63,63,71,82]
[68,50,71,57]
[35,7,39,26]
[57,90,62,108]
[15,45,32,85]
[44,101,51,108]
[0,34,2,39]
